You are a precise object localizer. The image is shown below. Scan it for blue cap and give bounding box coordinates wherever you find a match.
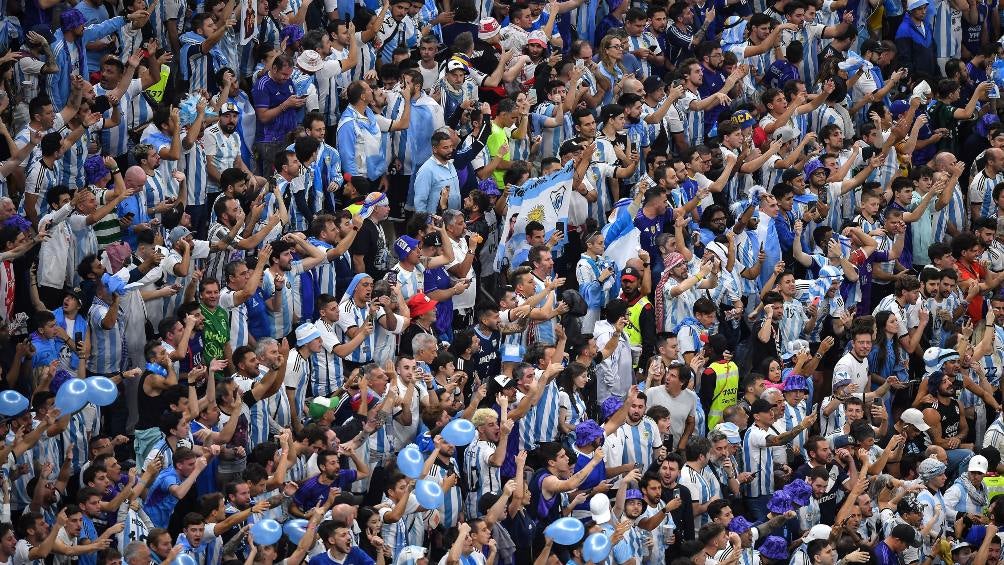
[890,100,911,118]
[804,158,830,182]
[394,236,420,260]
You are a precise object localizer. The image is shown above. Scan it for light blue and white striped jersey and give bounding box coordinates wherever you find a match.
[721,145,753,204]
[533,101,566,160]
[283,350,312,428]
[180,34,216,94]
[668,90,704,149]
[14,110,65,170]
[66,407,99,474]
[9,445,34,510]
[783,400,809,454]
[935,185,966,242]
[518,378,561,451]
[95,80,142,158]
[311,320,344,396]
[376,13,418,63]
[780,22,825,86]
[392,263,424,300]
[219,287,250,350]
[464,437,502,518]
[819,396,846,437]
[266,384,292,433]
[970,169,1004,219]
[349,33,379,83]
[742,425,774,498]
[917,488,947,542]
[626,31,663,79]
[21,159,60,219]
[263,262,305,339]
[660,278,700,333]
[379,493,426,556]
[117,506,152,554]
[427,458,463,528]
[779,298,808,353]
[616,417,663,472]
[587,140,619,226]
[310,239,340,298]
[243,366,273,447]
[624,120,651,186]
[67,213,99,282]
[313,58,345,127]
[679,463,714,528]
[573,0,599,44]
[735,231,761,297]
[932,0,963,59]
[59,122,101,189]
[365,390,396,455]
[335,298,378,364]
[143,171,171,221]
[150,0,187,51]
[181,129,208,208]
[87,296,123,374]
[202,123,241,194]
[639,501,674,565]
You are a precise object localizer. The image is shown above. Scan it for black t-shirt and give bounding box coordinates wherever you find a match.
[348,219,387,279]
[662,483,695,553]
[399,322,435,358]
[793,462,848,524]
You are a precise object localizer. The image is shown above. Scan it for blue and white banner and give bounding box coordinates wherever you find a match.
[602,198,641,270]
[495,161,574,271]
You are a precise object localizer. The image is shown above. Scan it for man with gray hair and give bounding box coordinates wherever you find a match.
[411,333,439,371]
[123,540,151,564]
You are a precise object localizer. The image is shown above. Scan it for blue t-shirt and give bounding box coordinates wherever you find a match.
[309,547,375,565]
[246,288,273,340]
[423,266,454,339]
[292,470,358,511]
[143,468,183,528]
[765,59,800,90]
[77,516,99,565]
[252,76,298,143]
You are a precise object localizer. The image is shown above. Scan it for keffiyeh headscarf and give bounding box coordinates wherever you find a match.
[918,457,947,483]
[654,252,687,331]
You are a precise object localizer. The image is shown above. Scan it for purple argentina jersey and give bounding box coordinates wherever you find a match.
[292,469,357,510]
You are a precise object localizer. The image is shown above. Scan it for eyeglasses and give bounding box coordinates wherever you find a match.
[608,43,624,49]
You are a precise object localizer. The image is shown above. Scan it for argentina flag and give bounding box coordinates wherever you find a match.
[602,198,641,270]
[495,162,574,271]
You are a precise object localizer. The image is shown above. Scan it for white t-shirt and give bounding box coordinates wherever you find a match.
[832,352,870,393]
[448,236,476,310]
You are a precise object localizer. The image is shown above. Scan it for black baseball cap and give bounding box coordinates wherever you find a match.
[643,76,666,94]
[751,398,775,414]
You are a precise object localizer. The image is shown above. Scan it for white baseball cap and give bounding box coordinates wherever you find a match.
[803,525,831,543]
[590,493,612,524]
[900,408,930,432]
[969,455,989,474]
